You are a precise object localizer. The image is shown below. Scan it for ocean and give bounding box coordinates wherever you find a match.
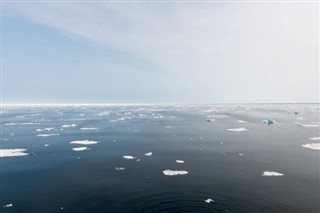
[1,104,319,213]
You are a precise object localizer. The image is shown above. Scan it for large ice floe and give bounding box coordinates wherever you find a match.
[262,171,284,176]
[72,147,89,152]
[37,134,59,137]
[309,137,320,141]
[70,140,98,145]
[163,170,188,176]
[227,128,249,132]
[302,143,320,150]
[0,149,28,157]
[123,155,136,160]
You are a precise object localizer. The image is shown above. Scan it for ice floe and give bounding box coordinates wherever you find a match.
[262,171,284,176]
[237,120,247,123]
[302,143,320,150]
[145,152,152,156]
[37,134,59,137]
[115,167,125,171]
[3,203,13,208]
[123,155,136,160]
[80,127,100,130]
[0,149,28,157]
[262,119,275,125]
[176,160,184,163]
[5,122,39,126]
[299,124,319,127]
[62,124,77,128]
[70,140,98,145]
[72,147,89,152]
[238,153,244,156]
[227,128,248,132]
[309,137,320,141]
[163,170,188,176]
[204,198,214,203]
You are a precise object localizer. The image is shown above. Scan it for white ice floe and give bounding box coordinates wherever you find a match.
[70,140,98,145]
[62,124,77,128]
[80,127,100,130]
[238,153,244,156]
[299,124,319,127]
[145,152,152,156]
[115,167,125,171]
[176,160,184,163]
[302,143,320,150]
[227,128,248,132]
[262,171,284,176]
[204,198,214,203]
[309,137,320,141]
[44,144,49,147]
[3,203,13,208]
[5,122,39,126]
[72,147,89,152]
[37,134,59,137]
[237,120,247,123]
[163,170,188,176]
[0,149,28,157]
[164,126,172,128]
[123,155,136,160]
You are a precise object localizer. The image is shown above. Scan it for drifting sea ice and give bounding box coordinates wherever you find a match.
[37,134,59,137]
[262,171,284,176]
[176,160,184,163]
[80,127,100,131]
[0,149,29,157]
[299,124,319,128]
[145,152,152,156]
[115,167,125,171]
[227,128,249,132]
[72,147,89,152]
[309,137,320,141]
[2,204,13,208]
[301,143,320,150]
[70,140,98,145]
[163,170,188,176]
[123,156,136,160]
[62,124,77,128]
[204,198,214,203]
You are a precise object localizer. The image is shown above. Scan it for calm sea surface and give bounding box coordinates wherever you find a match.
[1,104,319,213]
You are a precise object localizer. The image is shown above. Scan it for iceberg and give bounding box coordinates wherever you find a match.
[123,155,136,160]
[204,198,214,203]
[80,127,99,130]
[145,152,152,156]
[163,170,188,176]
[262,171,284,176]
[70,140,98,145]
[176,160,184,163]
[72,147,89,151]
[3,203,13,208]
[302,143,320,150]
[0,149,28,157]
[309,137,320,141]
[227,128,248,132]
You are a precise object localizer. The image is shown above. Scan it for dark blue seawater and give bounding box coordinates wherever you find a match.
[1,104,319,213]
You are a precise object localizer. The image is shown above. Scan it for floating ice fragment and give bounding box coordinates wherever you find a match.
[0,149,28,157]
[123,155,136,160]
[145,152,152,156]
[80,127,99,131]
[309,137,320,141]
[163,170,188,176]
[205,119,215,122]
[5,122,39,126]
[176,160,184,163]
[302,143,320,150]
[262,171,284,176]
[136,159,141,162]
[62,124,77,128]
[72,147,89,152]
[205,198,214,203]
[238,153,244,156]
[299,124,319,127]
[3,203,13,208]
[44,144,49,147]
[227,128,248,132]
[37,134,59,137]
[115,167,125,171]
[70,140,98,145]
[237,120,247,123]
[165,126,172,128]
[262,119,275,125]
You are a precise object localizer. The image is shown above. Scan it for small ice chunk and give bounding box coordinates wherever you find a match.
[205,119,215,122]
[70,140,98,145]
[262,171,284,176]
[3,203,13,208]
[115,167,125,171]
[163,170,188,176]
[176,160,184,163]
[309,137,320,141]
[44,128,55,131]
[37,134,59,137]
[145,152,152,156]
[0,149,28,157]
[44,144,49,147]
[227,128,248,132]
[262,119,275,125]
[299,124,319,127]
[72,147,89,152]
[5,122,39,126]
[204,198,214,203]
[238,153,244,156]
[237,120,247,123]
[123,155,136,160]
[80,127,99,130]
[62,124,77,128]
[302,143,320,150]
[164,126,172,128]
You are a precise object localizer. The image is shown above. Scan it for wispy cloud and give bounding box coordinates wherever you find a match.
[4,2,319,102]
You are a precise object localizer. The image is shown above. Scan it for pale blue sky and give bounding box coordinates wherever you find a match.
[2,2,319,103]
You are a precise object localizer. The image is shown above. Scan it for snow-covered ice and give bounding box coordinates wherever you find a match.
[70,140,98,145]
[0,149,28,157]
[262,171,284,176]
[163,170,188,176]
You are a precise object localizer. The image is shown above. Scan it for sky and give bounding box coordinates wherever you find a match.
[2,1,319,103]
